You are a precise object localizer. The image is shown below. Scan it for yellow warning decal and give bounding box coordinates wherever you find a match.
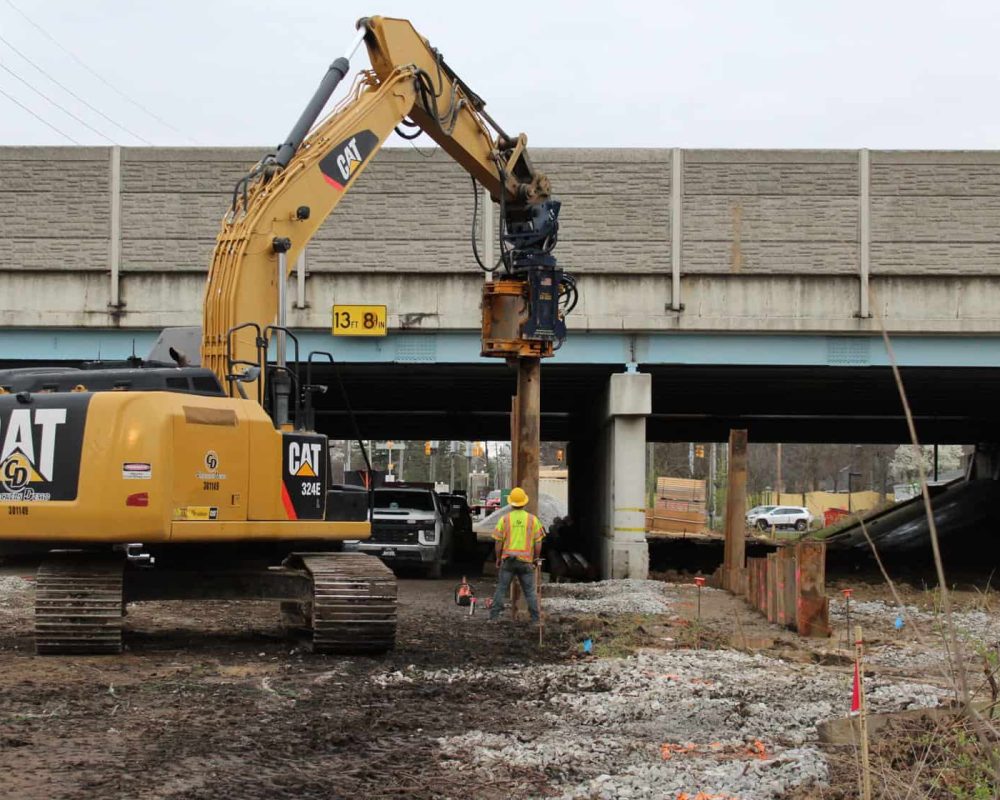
[172,506,219,521]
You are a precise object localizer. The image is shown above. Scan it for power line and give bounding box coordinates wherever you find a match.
[3,0,196,143]
[0,31,152,145]
[0,82,79,143]
[0,60,114,143]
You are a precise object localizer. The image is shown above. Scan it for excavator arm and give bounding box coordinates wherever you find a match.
[201,16,573,417]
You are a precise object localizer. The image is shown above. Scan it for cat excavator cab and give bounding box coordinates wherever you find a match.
[0,16,572,655]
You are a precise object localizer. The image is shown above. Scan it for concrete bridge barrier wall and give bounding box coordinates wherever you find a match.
[4,146,1000,336]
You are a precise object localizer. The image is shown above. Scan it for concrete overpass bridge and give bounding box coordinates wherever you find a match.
[4,145,1000,576]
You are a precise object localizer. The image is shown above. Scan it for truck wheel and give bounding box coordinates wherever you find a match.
[795,519,807,531]
[427,559,443,579]
[757,519,770,531]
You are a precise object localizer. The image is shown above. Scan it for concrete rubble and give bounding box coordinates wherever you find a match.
[430,646,945,798]
[0,575,29,594]
[395,580,948,799]
[543,579,673,616]
[829,595,1000,672]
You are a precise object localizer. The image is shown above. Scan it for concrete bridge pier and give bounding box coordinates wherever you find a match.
[970,443,1000,481]
[568,371,651,579]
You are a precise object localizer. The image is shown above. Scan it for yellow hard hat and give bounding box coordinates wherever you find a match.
[508,487,529,507]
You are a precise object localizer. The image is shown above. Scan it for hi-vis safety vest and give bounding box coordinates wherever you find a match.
[493,509,544,562]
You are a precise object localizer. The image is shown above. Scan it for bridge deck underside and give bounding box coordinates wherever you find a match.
[308,363,1000,444]
[0,357,995,443]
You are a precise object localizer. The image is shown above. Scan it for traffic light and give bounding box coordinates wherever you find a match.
[556,449,564,462]
[472,443,483,457]
[695,445,705,458]
[424,441,432,456]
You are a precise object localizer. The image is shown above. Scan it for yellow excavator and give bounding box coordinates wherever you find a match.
[0,16,572,654]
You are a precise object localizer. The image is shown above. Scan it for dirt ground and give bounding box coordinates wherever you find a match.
[0,563,578,800]
[0,560,995,800]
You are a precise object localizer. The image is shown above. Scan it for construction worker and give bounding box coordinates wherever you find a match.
[489,486,545,623]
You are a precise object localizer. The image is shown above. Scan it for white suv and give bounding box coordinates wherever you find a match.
[745,505,776,527]
[754,506,813,532]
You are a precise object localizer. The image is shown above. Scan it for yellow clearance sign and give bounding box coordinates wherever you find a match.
[332,305,387,337]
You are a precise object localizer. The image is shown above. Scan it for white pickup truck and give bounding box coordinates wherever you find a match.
[346,486,453,577]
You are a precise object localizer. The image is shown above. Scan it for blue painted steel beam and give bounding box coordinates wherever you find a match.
[2,328,1000,368]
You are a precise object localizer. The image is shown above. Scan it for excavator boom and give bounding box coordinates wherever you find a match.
[202,16,571,410]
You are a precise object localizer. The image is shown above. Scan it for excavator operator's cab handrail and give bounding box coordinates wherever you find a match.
[225,321,266,405]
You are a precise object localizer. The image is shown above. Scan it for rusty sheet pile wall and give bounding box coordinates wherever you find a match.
[745,540,829,637]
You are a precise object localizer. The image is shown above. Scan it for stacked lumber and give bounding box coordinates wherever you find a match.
[647,477,708,534]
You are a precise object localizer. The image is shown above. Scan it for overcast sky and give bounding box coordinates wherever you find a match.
[1,0,999,149]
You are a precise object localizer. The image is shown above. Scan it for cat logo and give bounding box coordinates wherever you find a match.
[318,130,378,190]
[335,137,363,183]
[0,408,66,492]
[288,441,323,478]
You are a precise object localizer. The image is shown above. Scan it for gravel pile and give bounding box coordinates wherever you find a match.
[433,648,946,799]
[829,596,1000,675]
[830,597,1000,642]
[0,575,30,601]
[543,580,673,616]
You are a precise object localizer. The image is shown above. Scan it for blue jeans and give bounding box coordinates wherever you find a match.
[490,557,539,622]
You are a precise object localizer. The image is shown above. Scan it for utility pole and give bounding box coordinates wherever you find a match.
[776,442,783,501]
[708,442,717,528]
[723,429,748,593]
[466,442,473,492]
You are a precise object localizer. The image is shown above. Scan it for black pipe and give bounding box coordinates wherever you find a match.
[274,56,350,168]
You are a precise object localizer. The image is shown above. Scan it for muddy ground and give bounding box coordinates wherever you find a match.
[1,564,577,800]
[0,560,995,799]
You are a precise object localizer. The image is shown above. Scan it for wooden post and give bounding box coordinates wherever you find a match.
[508,357,541,619]
[515,357,541,515]
[855,624,873,800]
[723,429,748,592]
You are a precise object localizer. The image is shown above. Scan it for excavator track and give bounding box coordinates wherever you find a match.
[286,552,397,654]
[34,559,124,655]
